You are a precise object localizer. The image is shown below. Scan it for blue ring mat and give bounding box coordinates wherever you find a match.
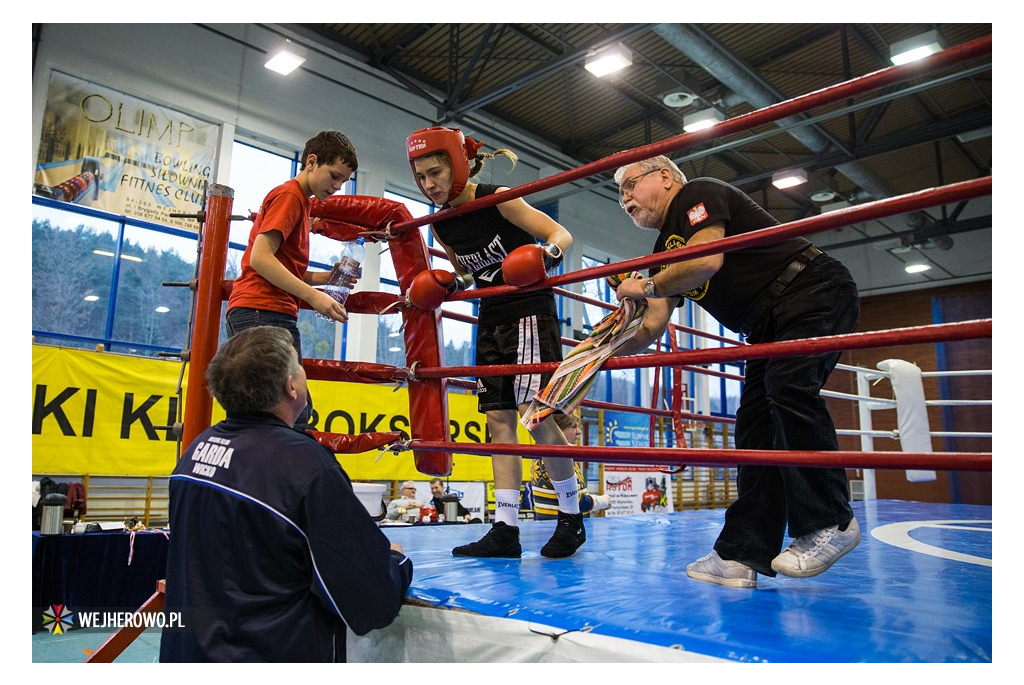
[379,500,992,663]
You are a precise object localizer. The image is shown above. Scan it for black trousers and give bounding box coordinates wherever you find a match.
[713,255,860,576]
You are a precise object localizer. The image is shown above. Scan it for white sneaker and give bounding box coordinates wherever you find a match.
[771,516,861,578]
[686,551,757,589]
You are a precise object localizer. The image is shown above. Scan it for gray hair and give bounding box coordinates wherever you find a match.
[400,481,417,490]
[613,155,687,185]
[206,326,300,414]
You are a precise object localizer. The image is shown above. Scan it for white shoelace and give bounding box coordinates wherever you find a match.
[790,526,838,558]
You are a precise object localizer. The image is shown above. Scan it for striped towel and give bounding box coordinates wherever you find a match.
[521,272,649,430]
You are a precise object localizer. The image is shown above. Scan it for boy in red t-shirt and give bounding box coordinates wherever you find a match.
[226,130,358,428]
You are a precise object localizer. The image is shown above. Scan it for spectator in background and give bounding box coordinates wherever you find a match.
[531,413,610,520]
[386,481,424,521]
[429,477,474,523]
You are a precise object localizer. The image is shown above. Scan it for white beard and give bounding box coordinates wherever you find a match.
[629,206,661,230]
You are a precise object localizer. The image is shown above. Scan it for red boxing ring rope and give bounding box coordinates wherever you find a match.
[397,441,991,473]
[452,176,990,302]
[409,320,992,380]
[180,35,991,478]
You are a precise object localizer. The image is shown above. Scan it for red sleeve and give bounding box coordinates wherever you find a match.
[255,186,305,243]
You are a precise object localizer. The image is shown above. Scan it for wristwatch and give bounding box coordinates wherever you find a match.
[643,279,657,297]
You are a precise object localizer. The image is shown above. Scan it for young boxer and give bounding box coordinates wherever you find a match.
[406,126,585,559]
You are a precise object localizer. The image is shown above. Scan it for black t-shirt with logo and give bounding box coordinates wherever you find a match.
[650,177,810,332]
[433,184,557,327]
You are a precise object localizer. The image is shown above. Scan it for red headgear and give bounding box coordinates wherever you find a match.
[406,126,485,204]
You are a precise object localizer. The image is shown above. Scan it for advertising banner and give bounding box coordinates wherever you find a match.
[600,409,676,514]
[33,71,218,231]
[31,345,529,481]
[603,409,650,447]
[602,466,674,516]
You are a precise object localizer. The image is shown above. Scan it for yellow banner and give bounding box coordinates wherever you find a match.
[32,345,531,480]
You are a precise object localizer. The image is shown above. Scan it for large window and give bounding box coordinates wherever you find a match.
[32,202,199,356]
[31,138,357,360]
[377,191,476,372]
[691,311,743,418]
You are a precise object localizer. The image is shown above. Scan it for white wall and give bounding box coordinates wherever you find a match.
[32,23,648,361]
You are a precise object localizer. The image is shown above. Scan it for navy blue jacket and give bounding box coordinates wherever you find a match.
[159,412,412,662]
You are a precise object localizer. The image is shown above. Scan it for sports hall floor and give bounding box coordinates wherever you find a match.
[31,499,992,663]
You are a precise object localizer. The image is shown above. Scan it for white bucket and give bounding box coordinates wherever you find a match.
[352,483,387,520]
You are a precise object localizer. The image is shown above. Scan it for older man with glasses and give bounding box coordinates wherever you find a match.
[610,156,862,590]
[386,481,425,522]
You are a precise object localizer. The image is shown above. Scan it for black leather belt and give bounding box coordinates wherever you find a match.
[739,245,823,337]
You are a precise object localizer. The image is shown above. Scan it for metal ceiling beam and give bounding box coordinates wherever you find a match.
[823,215,991,251]
[539,63,990,206]
[724,108,992,191]
[371,23,435,68]
[654,22,898,202]
[449,23,654,117]
[482,23,683,160]
[445,24,506,115]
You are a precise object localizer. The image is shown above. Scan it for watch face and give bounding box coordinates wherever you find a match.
[644,280,655,295]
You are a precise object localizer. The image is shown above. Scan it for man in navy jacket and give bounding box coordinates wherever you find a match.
[160,326,413,662]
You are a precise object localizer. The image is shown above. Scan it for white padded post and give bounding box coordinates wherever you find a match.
[877,359,937,482]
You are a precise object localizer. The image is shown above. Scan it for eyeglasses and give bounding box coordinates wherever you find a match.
[618,168,661,208]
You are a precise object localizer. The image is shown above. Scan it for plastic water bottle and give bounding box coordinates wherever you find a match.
[316,237,365,321]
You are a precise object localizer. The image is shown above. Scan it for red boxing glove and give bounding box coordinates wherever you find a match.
[502,243,563,287]
[407,270,470,310]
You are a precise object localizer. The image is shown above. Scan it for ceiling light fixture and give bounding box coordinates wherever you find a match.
[682,108,725,132]
[584,43,633,78]
[155,306,170,313]
[905,263,933,274]
[84,294,99,302]
[890,30,944,66]
[772,169,808,190]
[265,41,307,75]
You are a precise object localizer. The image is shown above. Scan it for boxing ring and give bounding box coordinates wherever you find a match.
[347,500,991,662]
[88,35,991,663]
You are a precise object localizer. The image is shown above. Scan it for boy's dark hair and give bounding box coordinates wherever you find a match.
[301,130,358,172]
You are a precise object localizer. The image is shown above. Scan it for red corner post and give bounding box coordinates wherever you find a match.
[181,183,234,450]
[377,208,453,476]
[84,580,166,662]
[310,195,452,476]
